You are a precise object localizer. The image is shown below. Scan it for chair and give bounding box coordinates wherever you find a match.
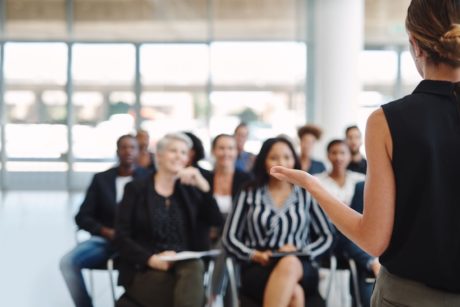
[75,229,119,305]
[321,254,375,307]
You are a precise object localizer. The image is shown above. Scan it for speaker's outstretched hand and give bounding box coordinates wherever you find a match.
[270,166,319,191]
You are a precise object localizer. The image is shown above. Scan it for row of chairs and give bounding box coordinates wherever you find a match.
[82,248,374,307]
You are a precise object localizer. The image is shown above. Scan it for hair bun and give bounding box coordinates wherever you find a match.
[436,24,460,65]
[441,24,460,41]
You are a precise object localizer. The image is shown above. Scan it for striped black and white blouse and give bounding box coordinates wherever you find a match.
[223,184,333,262]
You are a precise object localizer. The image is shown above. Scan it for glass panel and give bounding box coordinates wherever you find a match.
[209,91,302,154]
[5,0,66,39]
[73,44,135,85]
[359,50,398,107]
[4,43,67,85]
[140,44,209,144]
[401,51,422,85]
[74,0,208,41]
[359,50,397,85]
[141,44,209,86]
[140,92,200,143]
[4,43,68,160]
[72,44,136,162]
[211,42,306,87]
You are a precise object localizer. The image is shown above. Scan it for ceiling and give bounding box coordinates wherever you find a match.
[3,0,411,45]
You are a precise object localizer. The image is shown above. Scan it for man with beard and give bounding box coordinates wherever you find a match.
[345,125,367,174]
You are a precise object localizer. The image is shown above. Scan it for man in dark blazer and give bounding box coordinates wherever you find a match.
[60,134,149,307]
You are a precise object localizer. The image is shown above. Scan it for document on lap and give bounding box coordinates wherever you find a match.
[270,251,310,258]
[156,250,221,262]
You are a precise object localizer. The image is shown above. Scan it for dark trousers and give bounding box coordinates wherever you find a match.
[118,259,205,307]
[240,257,320,304]
[371,267,460,307]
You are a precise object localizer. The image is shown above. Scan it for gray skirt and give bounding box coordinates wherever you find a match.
[371,267,460,307]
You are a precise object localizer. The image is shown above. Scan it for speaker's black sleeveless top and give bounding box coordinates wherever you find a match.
[381,80,460,293]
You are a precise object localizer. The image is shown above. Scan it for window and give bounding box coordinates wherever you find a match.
[72,44,136,163]
[4,43,68,166]
[140,44,209,142]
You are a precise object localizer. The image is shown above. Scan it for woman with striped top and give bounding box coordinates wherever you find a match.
[223,137,333,307]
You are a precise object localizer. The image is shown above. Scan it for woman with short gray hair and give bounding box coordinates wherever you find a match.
[115,132,223,307]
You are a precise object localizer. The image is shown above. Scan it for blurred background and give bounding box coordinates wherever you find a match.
[0,1,421,306]
[0,0,421,190]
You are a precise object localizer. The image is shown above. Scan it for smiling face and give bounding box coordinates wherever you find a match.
[265,141,296,175]
[156,139,190,174]
[212,135,237,169]
[327,142,351,172]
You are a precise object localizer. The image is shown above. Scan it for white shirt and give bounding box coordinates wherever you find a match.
[315,171,365,206]
[214,194,233,214]
[116,176,133,203]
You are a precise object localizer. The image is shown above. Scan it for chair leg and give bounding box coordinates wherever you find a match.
[107,258,117,305]
[204,260,215,305]
[348,259,363,307]
[325,255,337,307]
[225,258,239,307]
[89,270,95,300]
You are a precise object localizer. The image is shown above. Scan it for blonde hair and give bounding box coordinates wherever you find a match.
[406,0,460,67]
[156,132,192,153]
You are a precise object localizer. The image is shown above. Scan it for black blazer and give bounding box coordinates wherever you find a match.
[115,175,224,287]
[75,166,149,236]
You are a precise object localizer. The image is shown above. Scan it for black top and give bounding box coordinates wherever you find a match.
[347,159,367,174]
[150,188,189,253]
[381,80,460,293]
[114,175,224,286]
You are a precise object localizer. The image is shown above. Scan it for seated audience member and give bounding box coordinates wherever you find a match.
[206,134,252,305]
[345,125,367,174]
[234,122,256,172]
[208,134,252,218]
[223,137,333,307]
[60,135,149,307]
[297,124,326,174]
[183,131,211,177]
[315,140,379,307]
[115,133,223,307]
[206,134,252,247]
[315,140,365,207]
[135,129,156,173]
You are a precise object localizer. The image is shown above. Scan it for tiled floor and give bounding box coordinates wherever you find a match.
[0,191,119,307]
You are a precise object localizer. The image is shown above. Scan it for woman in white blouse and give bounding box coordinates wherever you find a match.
[315,139,365,206]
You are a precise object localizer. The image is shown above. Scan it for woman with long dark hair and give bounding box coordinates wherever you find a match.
[223,137,333,307]
[271,1,460,305]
